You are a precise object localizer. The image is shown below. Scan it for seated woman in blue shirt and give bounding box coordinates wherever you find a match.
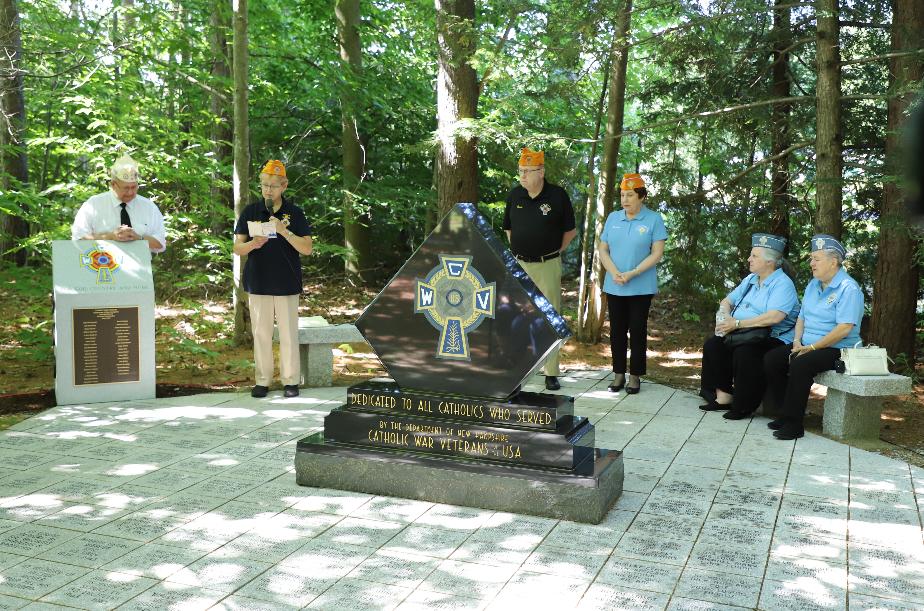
[764,235,864,440]
[598,173,668,394]
[699,234,800,419]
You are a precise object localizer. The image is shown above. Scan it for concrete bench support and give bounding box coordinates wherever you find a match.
[277,316,365,387]
[298,319,365,387]
[815,371,912,441]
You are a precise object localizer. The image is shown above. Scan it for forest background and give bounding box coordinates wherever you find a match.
[0,0,922,450]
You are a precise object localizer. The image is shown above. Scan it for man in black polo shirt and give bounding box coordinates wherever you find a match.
[233,160,313,398]
[503,147,577,391]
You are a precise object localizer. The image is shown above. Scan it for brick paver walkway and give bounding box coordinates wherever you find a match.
[0,370,921,610]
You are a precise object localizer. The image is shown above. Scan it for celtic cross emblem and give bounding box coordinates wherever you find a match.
[414,255,496,360]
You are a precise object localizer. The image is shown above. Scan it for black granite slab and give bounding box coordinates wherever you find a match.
[345,380,572,430]
[295,433,624,523]
[323,408,594,469]
[355,203,571,399]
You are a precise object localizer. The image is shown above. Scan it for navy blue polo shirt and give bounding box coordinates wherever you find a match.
[233,199,312,296]
[503,182,576,259]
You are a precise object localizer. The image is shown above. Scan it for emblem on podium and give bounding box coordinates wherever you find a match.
[80,247,121,284]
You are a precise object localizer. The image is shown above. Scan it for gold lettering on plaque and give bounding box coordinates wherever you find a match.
[515,409,552,425]
[367,429,409,446]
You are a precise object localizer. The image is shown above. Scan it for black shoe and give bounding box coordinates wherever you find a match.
[723,410,753,420]
[608,374,626,393]
[773,428,804,440]
[251,385,268,398]
[625,376,640,395]
[699,401,729,411]
[545,376,561,391]
[283,385,299,398]
[767,419,785,430]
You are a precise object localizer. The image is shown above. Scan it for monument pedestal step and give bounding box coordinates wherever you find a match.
[295,433,623,524]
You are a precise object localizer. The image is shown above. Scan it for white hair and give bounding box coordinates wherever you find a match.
[755,246,784,269]
[820,248,844,266]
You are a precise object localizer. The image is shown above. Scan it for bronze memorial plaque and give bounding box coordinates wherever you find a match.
[73,307,140,385]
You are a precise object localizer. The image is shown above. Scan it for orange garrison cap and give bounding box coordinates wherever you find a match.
[261,159,286,177]
[518,148,544,166]
[620,173,645,190]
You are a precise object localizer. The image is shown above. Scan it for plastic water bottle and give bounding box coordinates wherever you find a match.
[715,310,727,337]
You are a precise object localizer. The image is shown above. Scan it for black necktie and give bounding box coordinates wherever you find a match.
[120,202,132,227]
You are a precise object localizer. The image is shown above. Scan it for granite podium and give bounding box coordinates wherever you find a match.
[52,240,156,405]
[295,203,623,523]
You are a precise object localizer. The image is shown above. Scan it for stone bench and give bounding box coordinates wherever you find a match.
[815,371,912,441]
[276,316,365,387]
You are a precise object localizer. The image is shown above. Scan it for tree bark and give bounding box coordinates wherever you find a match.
[814,0,842,238]
[0,0,29,266]
[869,0,923,367]
[434,0,478,218]
[576,0,632,344]
[232,0,251,346]
[336,0,372,281]
[769,0,792,241]
[576,54,610,343]
[209,0,232,236]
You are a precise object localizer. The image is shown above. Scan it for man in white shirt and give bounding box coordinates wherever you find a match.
[71,155,167,253]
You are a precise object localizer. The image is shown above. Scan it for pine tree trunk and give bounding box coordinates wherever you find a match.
[337,0,372,281]
[0,0,29,266]
[209,0,232,236]
[576,0,632,344]
[232,0,251,346]
[814,0,842,238]
[576,54,610,343]
[434,0,478,218]
[769,0,792,240]
[869,0,923,368]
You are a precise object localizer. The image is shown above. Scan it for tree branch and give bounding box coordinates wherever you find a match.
[841,49,924,67]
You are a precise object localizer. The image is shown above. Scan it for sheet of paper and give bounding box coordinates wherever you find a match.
[247,221,277,238]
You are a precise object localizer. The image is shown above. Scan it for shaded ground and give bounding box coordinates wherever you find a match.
[1,269,921,466]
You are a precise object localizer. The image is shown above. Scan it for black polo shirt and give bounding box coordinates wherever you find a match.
[233,198,312,296]
[503,182,576,259]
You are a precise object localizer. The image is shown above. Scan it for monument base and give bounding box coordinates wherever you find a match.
[295,433,624,524]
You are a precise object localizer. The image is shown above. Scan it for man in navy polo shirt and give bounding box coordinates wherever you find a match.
[503,147,577,391]
[233,160,313,398]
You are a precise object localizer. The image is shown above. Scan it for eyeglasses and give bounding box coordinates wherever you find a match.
[517,168,543,176]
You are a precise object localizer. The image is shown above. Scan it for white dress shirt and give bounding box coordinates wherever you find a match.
[71,190,167,253]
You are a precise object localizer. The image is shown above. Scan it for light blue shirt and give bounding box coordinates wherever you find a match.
[726,269,800,343]
[601,206,668,296]
[799,267,864,348]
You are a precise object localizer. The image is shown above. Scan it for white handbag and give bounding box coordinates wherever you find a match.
[840,342,890,376]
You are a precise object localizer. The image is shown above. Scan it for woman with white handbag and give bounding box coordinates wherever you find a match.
[699,233,800,419]
[763,235,864,440]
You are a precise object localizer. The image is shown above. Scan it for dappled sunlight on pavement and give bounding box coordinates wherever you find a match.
[0,375,920,609]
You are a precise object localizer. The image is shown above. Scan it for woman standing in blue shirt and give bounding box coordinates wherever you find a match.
[598,174,668,394]
[699,234,800,419]
[764,235,864,440]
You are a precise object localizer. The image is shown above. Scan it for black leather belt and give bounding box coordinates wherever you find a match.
[515,252,560,263]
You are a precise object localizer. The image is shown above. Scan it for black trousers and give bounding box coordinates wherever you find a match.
[764,343,840,431]
[700,335,783,414]
[607,293,653,375]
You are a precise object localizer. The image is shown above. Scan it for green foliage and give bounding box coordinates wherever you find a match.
[0,0,917,336]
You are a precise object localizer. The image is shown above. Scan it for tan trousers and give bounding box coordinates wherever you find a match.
[249,294,299,386]
[518,257,562,376]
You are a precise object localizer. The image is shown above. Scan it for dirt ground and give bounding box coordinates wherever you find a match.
[1,274,921,467]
